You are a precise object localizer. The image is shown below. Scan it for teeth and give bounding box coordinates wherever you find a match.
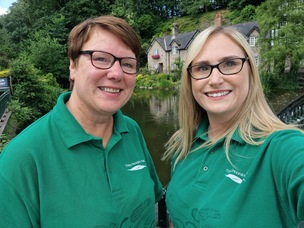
[207,91,230,97]
[101,87,120,93]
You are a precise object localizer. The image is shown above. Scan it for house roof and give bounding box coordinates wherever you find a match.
[229,21,260,37]
[147,21,259,53]
[149,30,199,53]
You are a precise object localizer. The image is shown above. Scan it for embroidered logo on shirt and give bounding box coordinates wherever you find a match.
[225,169,246,184]
[125,160,146,171]
[225,174,243,184]
[128,165,146,171]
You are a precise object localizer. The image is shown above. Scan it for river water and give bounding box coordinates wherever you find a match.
[122,89,304,185]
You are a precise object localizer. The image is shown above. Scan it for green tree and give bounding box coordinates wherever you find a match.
[61,0,112,30]
[24,31,69,87]
[0,28,13,69]
[228,0,265,11]
[228,4,257,24]
[9,54,63,130]
[2,1,33,44]
[256,0,304,77]
[179,0,212,15]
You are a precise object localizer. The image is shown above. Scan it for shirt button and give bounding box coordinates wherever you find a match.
[203,166,208,171]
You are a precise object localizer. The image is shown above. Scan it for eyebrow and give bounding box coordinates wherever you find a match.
[192,55,244,66]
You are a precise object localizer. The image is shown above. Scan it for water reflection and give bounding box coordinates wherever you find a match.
[122,89,178,185]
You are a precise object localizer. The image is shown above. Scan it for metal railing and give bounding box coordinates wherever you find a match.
[277,95,304,125]
[0,88,11,118]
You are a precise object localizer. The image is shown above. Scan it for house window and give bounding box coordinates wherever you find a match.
[153,49,159,55]
[270,29,278,47]
[172,46,178,55]
[249,37,257,47]
[254,55,260,66]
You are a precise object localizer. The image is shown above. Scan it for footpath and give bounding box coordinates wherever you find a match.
[0,109,11,135]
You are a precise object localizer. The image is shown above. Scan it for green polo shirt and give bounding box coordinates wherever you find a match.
[0,92,163,227]
[166,118,304,227]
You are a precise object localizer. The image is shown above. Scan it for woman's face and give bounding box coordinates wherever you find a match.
[190,32,250,122]
[69,28,137,117]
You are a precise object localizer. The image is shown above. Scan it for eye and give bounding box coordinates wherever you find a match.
[195,65,210,72]
[94,56,110,63]
[122,59,137,69]
[122,63,133,69]
[223,60,237,68]
[91,52,112,63]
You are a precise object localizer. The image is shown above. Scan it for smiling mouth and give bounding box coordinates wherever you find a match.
[99,87,121,93]
[206,91,230,97]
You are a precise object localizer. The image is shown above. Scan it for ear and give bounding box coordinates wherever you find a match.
[69,59,77,80]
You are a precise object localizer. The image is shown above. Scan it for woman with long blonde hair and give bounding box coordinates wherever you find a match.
[163,25,304,227]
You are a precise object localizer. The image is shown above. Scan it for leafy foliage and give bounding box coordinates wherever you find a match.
[6,99,33,134]
[136,72,179,90]
[9,55,64,130]
[24,31,69,87]
[228,0,265,11]
[256,0,304,76]
[228,5,256,24]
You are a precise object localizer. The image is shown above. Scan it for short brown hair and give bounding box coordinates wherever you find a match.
[68,15,141,60]
[68,15,141,89]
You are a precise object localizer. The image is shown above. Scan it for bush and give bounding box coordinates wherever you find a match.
[260,71,299,97]
[260,72,280,95]
[7,100,33,134]
[136,72,178,90]
[24,31,69,88]
[8,55,63,132]
[0,70,10,78]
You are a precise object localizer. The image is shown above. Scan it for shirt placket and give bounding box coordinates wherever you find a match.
[193,146,219,191]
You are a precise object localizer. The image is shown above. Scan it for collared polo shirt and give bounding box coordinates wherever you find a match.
[0,92,163,227]
[166,118,304,227]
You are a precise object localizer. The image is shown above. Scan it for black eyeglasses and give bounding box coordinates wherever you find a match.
[79,50,140,74]
[187,56,249,80]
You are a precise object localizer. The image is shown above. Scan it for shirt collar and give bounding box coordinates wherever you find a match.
[52,92,129,148]
[194,117,245,145]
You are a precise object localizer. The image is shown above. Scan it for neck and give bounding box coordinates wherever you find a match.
[66,99,114,148]
[207,116,230,141]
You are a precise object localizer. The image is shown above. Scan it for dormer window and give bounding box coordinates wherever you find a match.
[172,46,178,55]
[249,37,258,47]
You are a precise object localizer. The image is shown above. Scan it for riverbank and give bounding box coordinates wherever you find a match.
[268,89,304,114]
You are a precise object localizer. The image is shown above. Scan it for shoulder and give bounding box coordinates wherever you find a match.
[9,112,53,144]
[264,129,304,154]
[264,129,304,168]
[114,110,141,132]
[0,111,53,158]
[123,115,140,128]
[266,129,304,146]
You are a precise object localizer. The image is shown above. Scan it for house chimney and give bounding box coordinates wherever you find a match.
[214,13,222,27]
[172,22,179,35]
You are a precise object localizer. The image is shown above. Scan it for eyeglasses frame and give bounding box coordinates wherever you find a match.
[79,50,140,74]
[187,56,249,80]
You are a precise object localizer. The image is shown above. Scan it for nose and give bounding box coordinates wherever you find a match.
[208,67,224,86]
[107,60,124,80]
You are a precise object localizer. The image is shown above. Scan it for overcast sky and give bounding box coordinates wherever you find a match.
[0,0,16,15]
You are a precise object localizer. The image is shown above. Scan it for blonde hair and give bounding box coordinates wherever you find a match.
[163,26,303,167]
